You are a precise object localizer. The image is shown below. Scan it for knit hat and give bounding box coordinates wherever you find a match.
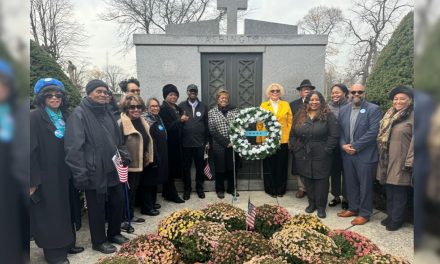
[34,78,65,95]
[86,79,108,95]
[296,79,315,91]
[162,84,179,98]
[388,85,414,100]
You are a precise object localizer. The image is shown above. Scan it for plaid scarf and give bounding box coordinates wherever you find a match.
[377,105,413,183]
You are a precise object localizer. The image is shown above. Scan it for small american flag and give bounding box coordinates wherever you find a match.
[112,150,128,183]
[204,161,213,180]
[246,198,257,230]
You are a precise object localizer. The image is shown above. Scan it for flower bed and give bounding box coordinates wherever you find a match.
[210,230,279,264]
[180,221,229,263]
[118,234,180,263]
[271,225,340,264]
[356,253,411,264]
[94,203,409,264]
[157,208,206,246]
[283,214,330,235]
[97,256,140,264]
[328,229,381,261]
[254,204,291,238]
[202,202,246,231]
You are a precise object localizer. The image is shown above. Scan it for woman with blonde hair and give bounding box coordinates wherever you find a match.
[258,83,292,197]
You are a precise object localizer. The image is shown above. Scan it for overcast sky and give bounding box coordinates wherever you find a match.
[73,0,354,77]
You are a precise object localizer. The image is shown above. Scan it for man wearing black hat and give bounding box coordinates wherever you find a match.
[289,79,315,199]
[65,79,131,254]
[178,84,210,200]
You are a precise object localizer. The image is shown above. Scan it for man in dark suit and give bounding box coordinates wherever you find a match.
[290,79,315,198]
[337,83,382,225]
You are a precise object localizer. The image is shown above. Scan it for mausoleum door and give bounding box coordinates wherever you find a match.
[202,53,263,184]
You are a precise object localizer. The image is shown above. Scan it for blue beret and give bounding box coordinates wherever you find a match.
[34,78,65,95]
[0,59,13,78]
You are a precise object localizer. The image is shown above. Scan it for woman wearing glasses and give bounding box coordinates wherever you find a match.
[118,95,153,230]
[258,83,292,198]
[31,78,83,264]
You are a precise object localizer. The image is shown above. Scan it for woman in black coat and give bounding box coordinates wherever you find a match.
[289,91,339,219]
[30,78,82,264]
[159,84,187,203]
[140,98,169,214]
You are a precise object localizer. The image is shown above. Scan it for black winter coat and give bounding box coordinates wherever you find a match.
[289,111,340,179]
[30,108,73,249]
[159,101,184,179]
[65,98,129,194]
[142,113,168,186]
[178,99,210,148]
[289,98,304,115]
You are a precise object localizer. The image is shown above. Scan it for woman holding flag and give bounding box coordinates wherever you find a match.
[119,95,153,226]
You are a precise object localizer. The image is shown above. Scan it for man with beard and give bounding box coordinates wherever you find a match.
[337,84,381,225]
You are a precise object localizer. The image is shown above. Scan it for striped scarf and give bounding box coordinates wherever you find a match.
[377,105,413,151]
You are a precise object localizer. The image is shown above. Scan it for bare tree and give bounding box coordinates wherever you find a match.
[103,64,125,92]
[102,0,220,51]
[298,6,344,37]
[30,0,87,62]
[345,0,413,84]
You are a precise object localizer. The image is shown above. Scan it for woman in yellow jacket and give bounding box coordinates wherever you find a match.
[258,83,292,197]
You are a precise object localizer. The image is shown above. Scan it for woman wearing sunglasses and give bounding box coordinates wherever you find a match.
[31,78,83,264]
[119,95,153,230]
[258,83,293,198]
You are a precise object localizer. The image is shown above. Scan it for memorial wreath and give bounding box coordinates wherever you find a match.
[229,107,281,160]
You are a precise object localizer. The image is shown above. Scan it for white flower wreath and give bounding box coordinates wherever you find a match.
[229,107,281,160]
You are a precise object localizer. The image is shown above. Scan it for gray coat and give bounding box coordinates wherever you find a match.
[377,112,414,186]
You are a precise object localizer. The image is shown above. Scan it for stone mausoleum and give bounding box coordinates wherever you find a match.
[134,0,328,190]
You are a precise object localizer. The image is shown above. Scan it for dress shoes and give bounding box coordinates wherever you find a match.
[68,246,84,254]
[227,190,239,197]
[131,216,145,223]
[196,189,206,199]
[164,196,185,203]
[153,203,161,209]
[295,190,306,198]
[341,200,349,210]
[217,192,225,199]
[351,216,369,225]
[386,220,403,231]
[337,210,358,217]
[141,209,160,216]
[183,191,191,200]
[381,217,391,226]
[108,234,129,245]
[120,222,135,233]
[92,242,116,254]
[328,198,341,207]
[305,205,316,213]
[317,209,326,219]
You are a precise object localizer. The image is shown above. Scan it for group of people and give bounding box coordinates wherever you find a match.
[30,76,414,264]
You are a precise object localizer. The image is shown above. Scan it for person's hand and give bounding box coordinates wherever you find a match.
[30,187,37,196]
[181,111,189,122]
[342,144,356,155]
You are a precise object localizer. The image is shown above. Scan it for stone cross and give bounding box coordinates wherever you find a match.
[217,0,248,35]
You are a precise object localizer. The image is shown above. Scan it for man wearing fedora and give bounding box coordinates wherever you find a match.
[289,79,315,199]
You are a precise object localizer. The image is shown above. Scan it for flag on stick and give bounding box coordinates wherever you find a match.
[246,198,257,230]
[112,150,128,183]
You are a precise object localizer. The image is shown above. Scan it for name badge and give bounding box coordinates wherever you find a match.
[158,125,164,131]
[196,111,201,117]
[360,109,366,114]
